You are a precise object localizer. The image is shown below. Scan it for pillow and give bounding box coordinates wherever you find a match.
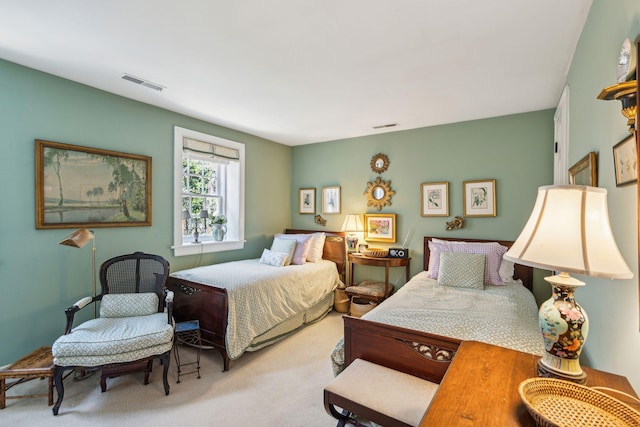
[100,293,159,318]
[437,252,486,290]
[428,240,508,285]
[270,237,297,266]
[306,232,326,262]
[259,248,289,267]
[499,258,515,282]
[274,233,313,265]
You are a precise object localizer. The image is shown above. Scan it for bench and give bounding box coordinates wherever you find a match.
[324,358,438,427]
[0,346,54,409]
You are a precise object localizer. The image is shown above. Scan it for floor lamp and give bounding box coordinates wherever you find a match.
[59,228,97,318]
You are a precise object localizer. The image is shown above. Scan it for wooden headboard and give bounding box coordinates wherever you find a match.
[284,229,347,282]
[423,236,534,291]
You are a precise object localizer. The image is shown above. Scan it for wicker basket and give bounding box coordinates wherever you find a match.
[518,378,640,427]
[362,248,389,258]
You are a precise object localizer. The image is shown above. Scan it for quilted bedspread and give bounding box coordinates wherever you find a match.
[171,259,340,359]
[331,271,544,374]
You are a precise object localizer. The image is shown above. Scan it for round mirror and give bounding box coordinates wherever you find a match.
[370,153,390,174]
[364,177,395,210]
[373,187,385,200]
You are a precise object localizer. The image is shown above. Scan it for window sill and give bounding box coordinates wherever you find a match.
[173,240,245,257]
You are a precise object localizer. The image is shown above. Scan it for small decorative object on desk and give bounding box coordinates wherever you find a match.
[518,378,640,427]
[362,248,388,258]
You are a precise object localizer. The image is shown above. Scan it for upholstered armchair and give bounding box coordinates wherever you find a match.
[51,252,174,415]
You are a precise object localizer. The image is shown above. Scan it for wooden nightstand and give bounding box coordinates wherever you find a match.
[419,341,639,426]
[347,254,410,301]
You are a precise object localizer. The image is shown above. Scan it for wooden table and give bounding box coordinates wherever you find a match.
[419,341,639,426]
[348,254,410,298]
[0,346,54,409]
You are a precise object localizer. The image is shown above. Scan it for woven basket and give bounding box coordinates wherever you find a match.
[518,378,640,427]
[362,248,388,258]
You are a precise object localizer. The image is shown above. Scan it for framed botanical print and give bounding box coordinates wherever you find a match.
[463,179,496,217]
[421,182,449,216]
[298,188,315,214]
[322,186,341,214]
[613,135,637,186]
[364,213,396,242]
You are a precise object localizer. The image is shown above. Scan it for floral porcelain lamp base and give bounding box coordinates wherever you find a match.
[537,273,588,385]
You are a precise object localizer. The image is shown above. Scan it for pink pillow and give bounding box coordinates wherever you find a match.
[274,233,313,265]
[427,240,508,285]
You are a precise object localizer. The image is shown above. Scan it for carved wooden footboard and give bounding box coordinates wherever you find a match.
[166,276,231,370]
[343,316,461,384]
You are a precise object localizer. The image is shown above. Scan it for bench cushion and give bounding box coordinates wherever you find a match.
[324,358,438,427]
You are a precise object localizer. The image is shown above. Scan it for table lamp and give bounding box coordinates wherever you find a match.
[59,228,97,318]
[504,185,632,384]
[341,214,363,252]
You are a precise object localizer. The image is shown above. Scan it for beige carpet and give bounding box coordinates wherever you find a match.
[2,311,345,427]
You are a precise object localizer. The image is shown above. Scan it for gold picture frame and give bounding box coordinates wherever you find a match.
[569,151,598,186]
[421,182,449,217]
[322,185,341,214]
[613,135,637,187]
[364,213,396,242]
[36,139,152,229]
[298,188,315,214]
[463,179,496,217]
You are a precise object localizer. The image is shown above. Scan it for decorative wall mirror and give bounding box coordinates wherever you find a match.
[364,176,395,211]
[370,153,390,174]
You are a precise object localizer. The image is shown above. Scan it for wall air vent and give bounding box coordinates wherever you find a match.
[121,73,165,92]
[372,123,398,129]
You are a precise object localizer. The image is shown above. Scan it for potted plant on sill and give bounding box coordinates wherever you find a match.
[212,215,227,241]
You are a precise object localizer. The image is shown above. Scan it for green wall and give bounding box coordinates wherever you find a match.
[291,110,555,300]
[562,0,640,392]
[0,59,291,365]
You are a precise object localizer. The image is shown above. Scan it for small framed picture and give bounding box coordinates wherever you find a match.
[322,186,341,214]
[421,182,449,217]
[613,135,637,187]
[364,213,396,242]
[298,188,315,214]
[463,179,496,217]
[569,151,598,186]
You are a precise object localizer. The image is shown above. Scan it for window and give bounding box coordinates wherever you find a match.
[173,126,245,256]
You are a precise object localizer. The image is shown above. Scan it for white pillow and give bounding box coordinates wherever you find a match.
[499,258,515,282]
[274,233,313,265]
[437,252,485,290]
[259,248,289,267]
[270,237,297,266]
[306,232,326,262]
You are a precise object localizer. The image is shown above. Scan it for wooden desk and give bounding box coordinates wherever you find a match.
[419,341,639,426]
[348,254,410,293]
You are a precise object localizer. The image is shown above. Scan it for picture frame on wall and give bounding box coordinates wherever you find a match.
[364,213,396,242]
[613,135,637,187]
[35,139,152,229]
[463,179,496,217]
[569,151,598,186]
[421,182,449,217]
[322,185,341,214]
[298,188,316,214]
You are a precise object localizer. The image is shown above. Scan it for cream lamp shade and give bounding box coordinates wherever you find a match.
[341,214,364,251]
[504,185,632,384]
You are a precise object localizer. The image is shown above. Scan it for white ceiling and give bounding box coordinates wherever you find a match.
[0,1,592,146]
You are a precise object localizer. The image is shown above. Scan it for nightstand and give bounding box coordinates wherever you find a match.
[347,254,411,303]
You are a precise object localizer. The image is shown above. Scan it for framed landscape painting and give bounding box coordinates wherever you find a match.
[35,139,152,229]
[364,213,396,242]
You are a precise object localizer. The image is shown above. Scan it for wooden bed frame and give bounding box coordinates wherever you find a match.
[166,229,346,371]
[342,236,534,384]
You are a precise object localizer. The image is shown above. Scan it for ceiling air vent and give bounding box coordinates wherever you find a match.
[372,123,398,129]
[121,73,165,92]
